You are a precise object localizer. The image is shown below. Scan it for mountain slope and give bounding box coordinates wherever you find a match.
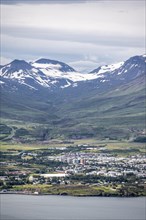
[0,55,145,141]
[57,70,145,137]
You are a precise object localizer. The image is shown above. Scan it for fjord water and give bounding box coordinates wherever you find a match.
[1,195,145,220]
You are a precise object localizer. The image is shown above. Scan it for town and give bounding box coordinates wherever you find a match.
[0,142,146,196]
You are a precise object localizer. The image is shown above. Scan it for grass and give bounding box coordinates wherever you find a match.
[106,142,145,154]
[0,139,145,154]
[107,142,145,150]
[13,184,52,193]
[12,184,145,196]
[12,184,119,196]
[0,143,42,151]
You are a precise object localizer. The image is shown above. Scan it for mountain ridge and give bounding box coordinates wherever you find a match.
[1,55,145,91]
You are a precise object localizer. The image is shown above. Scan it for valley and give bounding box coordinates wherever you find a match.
[0,54,146,196]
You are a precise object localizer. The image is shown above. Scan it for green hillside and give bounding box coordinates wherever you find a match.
[0,74,145,142]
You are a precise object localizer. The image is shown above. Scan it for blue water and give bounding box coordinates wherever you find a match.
[1,194,146,220]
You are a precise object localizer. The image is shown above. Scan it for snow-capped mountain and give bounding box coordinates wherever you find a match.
[86,55,146,91]
[31,58,76,72]
[0,59,53,90]
[0,58,98,91]
[0,55,145,94]
[90,61,124,75]
[31,58,98,83]
[90,55,145,80]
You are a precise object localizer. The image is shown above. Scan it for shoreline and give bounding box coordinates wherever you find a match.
[1,191,145,198]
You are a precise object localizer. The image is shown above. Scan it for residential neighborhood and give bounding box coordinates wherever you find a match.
[0,143,146,196]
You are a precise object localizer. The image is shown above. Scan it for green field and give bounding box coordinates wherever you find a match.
[0,139,145,155]
[11,183,145,197]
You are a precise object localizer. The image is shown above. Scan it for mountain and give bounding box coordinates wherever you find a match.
[31,58,76,72]
[0,58,99,92]
[90,55,145,86]
[1,55,145,93]
[86,55,146,93]
[0,55,145,141]
[0,59,73,91]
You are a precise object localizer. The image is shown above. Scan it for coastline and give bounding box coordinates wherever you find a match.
[1,191,145,197]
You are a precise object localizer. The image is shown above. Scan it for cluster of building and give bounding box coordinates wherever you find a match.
[48,152,146,178]
[0,145,146,188]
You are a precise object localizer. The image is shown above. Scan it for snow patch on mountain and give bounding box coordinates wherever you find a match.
[94,62,124,75]
[32,62,61,70]
[31,61,98,82]
[61,80,71,89]
[20,82,38,90]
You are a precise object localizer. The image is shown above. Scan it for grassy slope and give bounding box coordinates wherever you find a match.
[0,75,145,140]
[55,77,145,138]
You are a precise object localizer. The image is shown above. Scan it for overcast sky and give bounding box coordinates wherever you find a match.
[1,0,145,72]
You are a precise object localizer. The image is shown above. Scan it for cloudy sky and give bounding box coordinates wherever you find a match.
[1,0,145,72]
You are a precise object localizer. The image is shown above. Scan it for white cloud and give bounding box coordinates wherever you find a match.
[69,60,100,73]
[0,56,12,65]
[1,0,145,69]
[1,2,144,37]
